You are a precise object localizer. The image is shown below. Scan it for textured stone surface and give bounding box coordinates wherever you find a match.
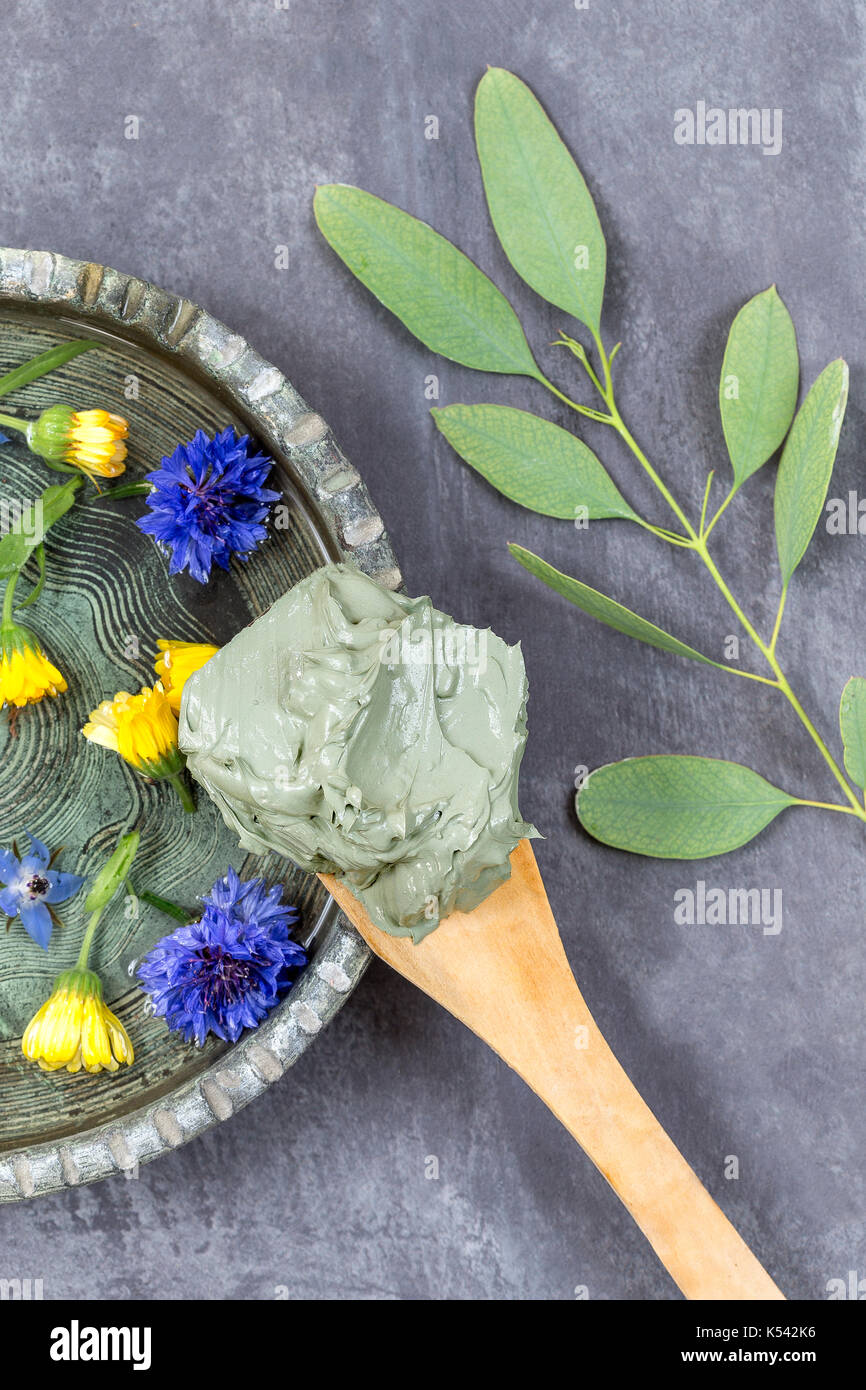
[1,0,863,1300]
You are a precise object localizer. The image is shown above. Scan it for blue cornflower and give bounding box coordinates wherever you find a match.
[137,868,306,1045]
[0,832,84,949]
[137,428,280,584]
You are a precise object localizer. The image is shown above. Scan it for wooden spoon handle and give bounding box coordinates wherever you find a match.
[322,840,784,1300]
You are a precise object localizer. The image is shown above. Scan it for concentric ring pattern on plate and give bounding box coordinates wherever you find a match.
[0,249,400,1199]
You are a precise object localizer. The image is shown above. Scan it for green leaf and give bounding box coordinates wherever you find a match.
[314,184,538,376]
[577,755,797,858]
[719,286,799,486]
[0,477,81,578]
[432,404,637,520]
[839,677,866,791]
[17,543,45,608]
[475,68,606,334]
[774,358,848,587]
[508,544,723,667]
[0,339,98,401]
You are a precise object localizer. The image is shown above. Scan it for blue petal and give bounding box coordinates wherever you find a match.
[0,885,21,915]
[19,900,53,949]
[0,847,19,883]
[25,831,50,868]
[44,872,85,904]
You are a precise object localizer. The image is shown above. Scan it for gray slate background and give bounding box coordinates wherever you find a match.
[2,0,864,1300]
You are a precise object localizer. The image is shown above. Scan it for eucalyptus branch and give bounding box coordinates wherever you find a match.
[313,65,862,859]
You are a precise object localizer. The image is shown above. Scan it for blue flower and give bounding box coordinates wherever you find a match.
[0,832,85,949]
[136,868,306,1045]
[136,428,280,584]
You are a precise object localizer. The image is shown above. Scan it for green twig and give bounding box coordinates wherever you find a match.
[558,327,866,821]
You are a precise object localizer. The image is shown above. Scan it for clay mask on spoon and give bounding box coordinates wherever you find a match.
[179,563,537,941]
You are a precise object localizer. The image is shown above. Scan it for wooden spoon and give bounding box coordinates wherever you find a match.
[321,839,785,1300]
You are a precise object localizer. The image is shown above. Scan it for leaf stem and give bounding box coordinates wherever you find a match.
[703,485,738,540]
[769,585,788,656]
[534,370,612,423]
[608,403,698,540]
[698,472,715,537]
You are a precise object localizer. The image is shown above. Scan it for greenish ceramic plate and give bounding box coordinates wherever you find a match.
[0,249,401,1199]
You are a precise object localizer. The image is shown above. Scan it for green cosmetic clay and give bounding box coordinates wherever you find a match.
[179,563,537,942]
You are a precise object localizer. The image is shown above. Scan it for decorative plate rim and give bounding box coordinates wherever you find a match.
[0,247,401,1201]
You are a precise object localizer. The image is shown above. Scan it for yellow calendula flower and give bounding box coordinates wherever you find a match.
[83,683,195,811]
[154,640,219,715]
[27,402,128,483]
[84,682,179,772]
[0,622,67,709]
[22,968,134,1074]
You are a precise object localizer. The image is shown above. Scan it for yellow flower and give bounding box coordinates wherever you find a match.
[22,969,134,1074]
[83,682,181,774]
[83,683,196,811]
[0,623,67,709]
[27,403,128,483]
[66,409,128,479]
[154,640,219,715]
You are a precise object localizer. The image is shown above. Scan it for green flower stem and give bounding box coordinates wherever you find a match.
[167,771,195,814]
[1,570,19,628]
[75,908,104,971]
[139,890,191,923]
[0,340,98,401]
[0,412,28,436]
[557,331,866,821]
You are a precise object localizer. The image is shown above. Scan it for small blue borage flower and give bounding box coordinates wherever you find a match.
[136,428,280,584]
[136,868,307,1045]
[0,832,84,949]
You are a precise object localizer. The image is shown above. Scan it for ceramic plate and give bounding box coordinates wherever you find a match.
[0,249,400,1200]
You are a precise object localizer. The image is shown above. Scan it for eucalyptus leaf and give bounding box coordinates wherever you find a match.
[509,544,723,667]
[0,477,81,578]
[577,755,797,858]
[774,358,848,587]
[432,404,637,520]
[839,677,866,791]
[314,184,539,376]
[474,68,606,334]
[719,286,798,486]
